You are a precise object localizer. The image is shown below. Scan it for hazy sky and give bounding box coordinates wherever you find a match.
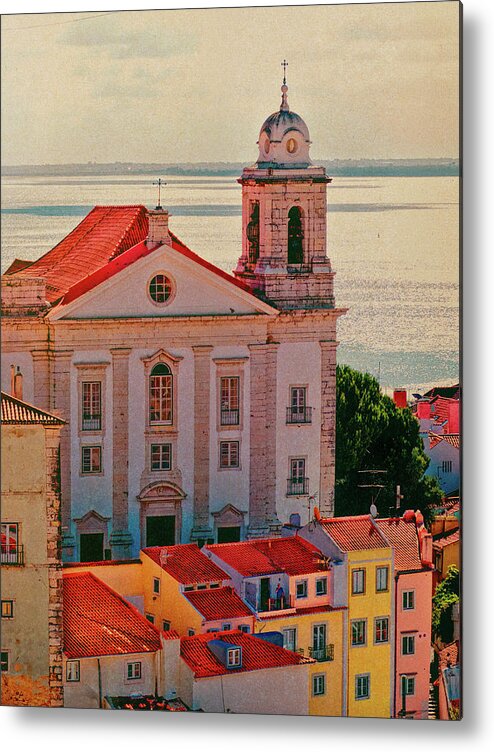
[1,2,460,164]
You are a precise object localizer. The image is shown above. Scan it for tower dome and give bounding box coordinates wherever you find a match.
[256,77,312,168]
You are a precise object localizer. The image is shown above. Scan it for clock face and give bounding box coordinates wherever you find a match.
[286,137,298,154]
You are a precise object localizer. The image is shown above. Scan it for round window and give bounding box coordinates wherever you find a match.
[264,137,271,155]
[286,138,298,154]
[149,274,172,304]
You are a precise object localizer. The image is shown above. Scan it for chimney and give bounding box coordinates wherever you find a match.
[147,207,171,246]
[393,389,407,409]
[13,366,23,400]
[416,399,431,420]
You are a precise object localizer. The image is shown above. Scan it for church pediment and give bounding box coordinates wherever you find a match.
[212,504,246,526]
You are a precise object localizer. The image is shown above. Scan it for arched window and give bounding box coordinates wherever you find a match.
[288,206,304,265]
[149,363,173,424]
[246,201,260,266]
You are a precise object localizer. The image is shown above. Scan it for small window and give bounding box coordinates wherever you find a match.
[188,629,195,637]
[1,600,14,619]
[401,675,416,696]
[207,628,219,633]
[82,382,102,431]
[239,624,251,634]
[1,523,21,565]
[81,445,102,474]
[355,673,370,700]
[283,628,297,652]
[1,651,9,672]
[196,584,207,591]
[402,591,415,610]
[220,441,239,469]
[66,660,80,682]
[227,647,242,668]
[296,580,308,599]
[153,577,160,594]
[221,623,231,632]
[312,673,326,696]
[183,585,194,592]
[402,635,415,656]
[149,274,172,304]
[442,460,453,473]
[209,582,221,589]
[374,617,389,644]
[220,377,240,426]
[145,614,155,624]
[351,619,366,647]
[162,620,171,632]
[376,566,389,592]
[352,568,365,595]
[151,443,172,471]
[127,661,142,680]
[316,577,327,596]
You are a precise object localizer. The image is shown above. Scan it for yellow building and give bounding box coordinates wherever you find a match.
[1,391,65,706]
[300,514,394,718]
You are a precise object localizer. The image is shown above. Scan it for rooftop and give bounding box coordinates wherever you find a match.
[63,571,161,658]
[375,517,423,571]
[429,432,460,450]
[180,630,312,678]
[142,543,228,585]
[206,536,328,577]
[318,515,390,552]
[1,391,65,426]
[184,586,253,622]
[423,384,460,400]
[433,529,460,549]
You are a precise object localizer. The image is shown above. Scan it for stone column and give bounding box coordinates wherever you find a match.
[319,340,338,517]
[109,348,133,559]
[190,345,214,543]
[52,349,74,558]
[44,427,64,707]
[31,349,52,412]
[247,343,280,538]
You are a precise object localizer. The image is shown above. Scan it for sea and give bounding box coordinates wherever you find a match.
[1,173,460,394]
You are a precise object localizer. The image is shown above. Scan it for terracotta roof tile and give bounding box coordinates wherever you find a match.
[375,518,423,571]
[63,571,161,658]
[438,641,459,669]
[206,536,327,577]
[180,630,313,678]
[319,515,390,552]
[184,586,253,621]
[433,530,460,549]
[429,432,460,450]
[142,544,228,585]
[12,205,149,302]
[1,391,65,426]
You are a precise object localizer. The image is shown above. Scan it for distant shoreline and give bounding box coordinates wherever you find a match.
[1,158,460,179]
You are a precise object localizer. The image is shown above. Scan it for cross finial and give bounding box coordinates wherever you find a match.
[281,59,288,85]
[152,178,166,210]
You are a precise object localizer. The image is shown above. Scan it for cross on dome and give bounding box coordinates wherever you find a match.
[280,59,289,111]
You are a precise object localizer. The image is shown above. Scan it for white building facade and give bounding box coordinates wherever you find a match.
[1,79,345,562]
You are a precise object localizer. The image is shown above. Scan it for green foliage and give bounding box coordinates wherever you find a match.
[335,364,443,518]
[432,565,460,641]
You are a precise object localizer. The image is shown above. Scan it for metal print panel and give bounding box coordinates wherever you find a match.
[0,1,461,719]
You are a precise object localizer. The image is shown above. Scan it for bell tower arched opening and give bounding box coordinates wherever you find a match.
[288,206,304,265]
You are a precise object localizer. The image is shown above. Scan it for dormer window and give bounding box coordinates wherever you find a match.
[227,647,242,668]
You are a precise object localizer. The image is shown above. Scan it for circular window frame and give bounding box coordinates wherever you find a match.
[286,137,298,155]
[147,272,176,307]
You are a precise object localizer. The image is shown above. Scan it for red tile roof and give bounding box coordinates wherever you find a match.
[161,629,180,641]
[180,630,312,678]
[63,571,161,658]
[438,641,459,669]
[433,529,460,550]
[184,586,253,621]
[206,536,328,577]
[429,432,460,450]
[12,206,149,303]
[319,515,390,552]
[375,518,423,571]
[258,604,346,621]
[424,384,460,400]
[142,544,228,585]
[3,258,34,275]
[1,391,65,426]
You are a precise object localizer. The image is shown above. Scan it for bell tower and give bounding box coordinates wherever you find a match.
[234,64,335,310]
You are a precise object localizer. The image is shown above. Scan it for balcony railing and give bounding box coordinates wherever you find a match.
[286,406,312,424]
[82,416,101,431]
[308,644,334,662]
[220,409,240,426]
[287,477,309,496]
[260,595,295,613]
[1,544,24,566]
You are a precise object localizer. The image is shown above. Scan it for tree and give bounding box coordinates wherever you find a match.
[432,565,460,643]
[335,364,443,519]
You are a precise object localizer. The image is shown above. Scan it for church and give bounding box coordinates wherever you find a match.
[1,75,346,562]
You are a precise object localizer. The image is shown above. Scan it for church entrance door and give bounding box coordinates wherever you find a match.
[146,515,176,547]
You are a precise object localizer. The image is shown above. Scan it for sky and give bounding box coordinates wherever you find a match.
[1,1,460,165]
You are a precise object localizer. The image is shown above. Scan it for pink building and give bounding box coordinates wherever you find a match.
[376,512,434,719]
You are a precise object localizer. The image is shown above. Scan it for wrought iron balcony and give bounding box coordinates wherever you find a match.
[308,644,334,662]
[1,544,24,566]
[287,477,309,496]
[286,406,312,424]
[82,415,101,431]
[220,409,240,426]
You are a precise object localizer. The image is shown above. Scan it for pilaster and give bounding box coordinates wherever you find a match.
[110,348,133,559]
[52,349,75,556]
[319,340,338,517]
[31,349,52,412]
[190,345,214,542]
